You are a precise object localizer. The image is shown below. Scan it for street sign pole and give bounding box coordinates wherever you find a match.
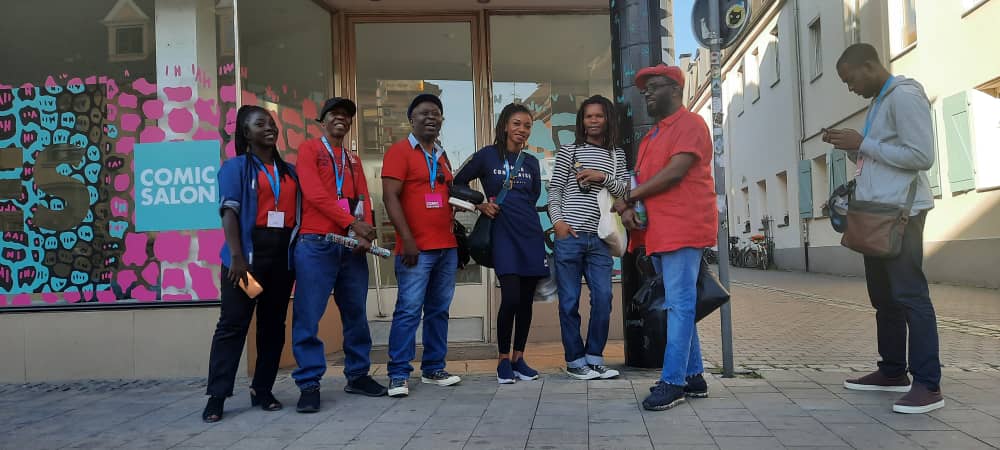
[707,0,736,378]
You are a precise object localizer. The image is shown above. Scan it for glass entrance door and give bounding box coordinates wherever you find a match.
[347,17,489,344]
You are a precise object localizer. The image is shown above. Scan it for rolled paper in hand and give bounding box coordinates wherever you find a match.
[324,233,392,258]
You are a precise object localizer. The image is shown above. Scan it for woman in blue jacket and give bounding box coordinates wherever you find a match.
[454,103,548,384]
[203,105,301,422]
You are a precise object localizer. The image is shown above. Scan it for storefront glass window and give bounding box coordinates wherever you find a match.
[0,0,241,308]
[489,14,617,278]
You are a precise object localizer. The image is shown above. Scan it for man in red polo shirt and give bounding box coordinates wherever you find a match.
[617,65,717,411]
[291,97,386,413]
[382,94,462,397]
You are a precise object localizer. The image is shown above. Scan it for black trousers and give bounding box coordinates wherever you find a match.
[206,228,295,398]
[497,275,540,354]
[863,211,941,390]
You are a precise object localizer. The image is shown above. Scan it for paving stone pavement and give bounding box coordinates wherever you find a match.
[696,267,1000,372]
[2,268,997,449]
[3,369,1000,449]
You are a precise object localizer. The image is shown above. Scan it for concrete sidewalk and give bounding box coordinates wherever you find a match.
[2,366,999,449]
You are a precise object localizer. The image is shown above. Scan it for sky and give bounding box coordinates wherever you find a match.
[673,0,700,63]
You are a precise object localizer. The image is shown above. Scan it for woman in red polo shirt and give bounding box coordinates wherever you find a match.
[203,105,301,423]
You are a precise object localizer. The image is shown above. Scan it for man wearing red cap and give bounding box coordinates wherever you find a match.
[617,64,717,411]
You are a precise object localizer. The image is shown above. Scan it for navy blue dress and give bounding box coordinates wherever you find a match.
[454,146,548,277]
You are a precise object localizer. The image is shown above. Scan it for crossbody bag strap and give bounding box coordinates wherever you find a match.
[495,151,525,206]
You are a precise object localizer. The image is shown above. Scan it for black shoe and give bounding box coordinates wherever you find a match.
[250,390,283,411]
[684,374,709,398]
[202,396,225,423]
[345,375,388,397]
[643,383,686,411]
[296,387,321,413]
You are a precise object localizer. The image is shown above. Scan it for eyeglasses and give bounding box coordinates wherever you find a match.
[641,81,677,94]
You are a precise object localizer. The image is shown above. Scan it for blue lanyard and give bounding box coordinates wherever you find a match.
[252,156,280,209]
[503,158,515,188]
[863,76,895,136]
[321,136,347,197]
[423,148,440,191]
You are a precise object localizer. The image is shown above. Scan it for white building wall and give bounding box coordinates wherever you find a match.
[685,0,1000,287]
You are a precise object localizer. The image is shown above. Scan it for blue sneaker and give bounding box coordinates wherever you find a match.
[497,359,516,384]
[643,382,686,411]
[511,358,539,381]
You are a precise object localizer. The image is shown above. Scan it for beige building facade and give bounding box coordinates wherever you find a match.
[684,0,1000,288]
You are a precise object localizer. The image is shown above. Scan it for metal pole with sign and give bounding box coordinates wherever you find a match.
[691,0,750,378]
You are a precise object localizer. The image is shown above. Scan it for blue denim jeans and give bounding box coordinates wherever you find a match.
[554,232,614,368]
[291,234,372,390]
[653,247,704,386]
[387,248,457,379]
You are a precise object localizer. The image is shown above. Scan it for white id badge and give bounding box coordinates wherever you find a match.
[266,211,285,228]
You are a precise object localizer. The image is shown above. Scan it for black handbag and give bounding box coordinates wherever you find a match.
[467,151,525,268]
[454,219,471,269]
[695,258,730,321]
[630,255,731,323]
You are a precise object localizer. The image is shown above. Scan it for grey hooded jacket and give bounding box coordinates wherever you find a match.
[853,76,935,213]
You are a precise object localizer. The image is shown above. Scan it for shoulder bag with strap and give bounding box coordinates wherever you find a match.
[841,177,918,259]
[467,150,525,268]
[595,147,627,257]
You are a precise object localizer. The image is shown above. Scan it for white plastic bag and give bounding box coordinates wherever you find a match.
[597,187,627,257]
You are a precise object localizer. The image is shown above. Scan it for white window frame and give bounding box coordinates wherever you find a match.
[749,48,761,103]
[769,25,780,87]
[888,0,918,58]
[808,17,823,82]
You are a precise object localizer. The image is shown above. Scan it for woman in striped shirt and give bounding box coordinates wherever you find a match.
[547,95,629,380]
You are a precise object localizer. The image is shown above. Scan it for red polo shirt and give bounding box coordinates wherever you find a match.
[254,163,298,228]
[296,137,373,236]
[381,135,456,252]
[630,107,717,254]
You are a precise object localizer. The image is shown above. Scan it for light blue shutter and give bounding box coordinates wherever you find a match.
[943,92,975,193]
[928,109,942,197]
[798,160,813,219]
[828,150,847,194]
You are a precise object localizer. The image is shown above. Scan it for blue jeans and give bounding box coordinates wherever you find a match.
[653,247,704,386]
[863,211,940,390]
[291,234,372,390]
[555,232,614,368]
[387,248,457,379]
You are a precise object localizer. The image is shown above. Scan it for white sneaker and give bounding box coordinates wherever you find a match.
[421,369,462,386]
[565,366,601,380]
[388,378,409,397]
[589,364,620,379]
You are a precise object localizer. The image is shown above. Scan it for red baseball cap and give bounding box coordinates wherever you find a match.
[635,64,685,90]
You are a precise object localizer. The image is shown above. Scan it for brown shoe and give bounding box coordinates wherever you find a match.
[893,382,944,414]
[844,371,911,392]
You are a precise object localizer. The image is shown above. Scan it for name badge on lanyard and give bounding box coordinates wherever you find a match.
[253,156,284,228]
[321,136,352,213]
[423,147,443,209]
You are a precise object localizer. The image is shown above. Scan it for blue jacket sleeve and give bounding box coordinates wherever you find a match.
[218,157,243,216]
[453,147,484,189]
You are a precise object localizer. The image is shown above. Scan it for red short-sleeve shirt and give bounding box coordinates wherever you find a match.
[254,163,298,228]
[630,107,718,254]
[381,135,457,252]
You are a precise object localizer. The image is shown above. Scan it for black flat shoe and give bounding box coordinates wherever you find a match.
[250,391,282,411]
[202,396,225,423]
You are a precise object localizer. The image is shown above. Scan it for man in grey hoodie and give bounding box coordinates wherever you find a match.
[823,43,942,414]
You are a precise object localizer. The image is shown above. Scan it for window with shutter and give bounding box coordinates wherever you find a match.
[828,149,847,195]
[798,160,813,218]
[928,108,942,197]
[943,92,976,193]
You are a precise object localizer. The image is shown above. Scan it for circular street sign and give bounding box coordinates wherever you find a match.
[691,0,752,49]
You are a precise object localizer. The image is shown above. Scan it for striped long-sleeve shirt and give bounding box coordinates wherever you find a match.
[547,143,629,233]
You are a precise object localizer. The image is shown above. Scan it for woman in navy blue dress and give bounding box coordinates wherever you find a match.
[454,103,548,384]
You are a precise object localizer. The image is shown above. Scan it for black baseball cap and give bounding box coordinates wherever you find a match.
[316,97,357,122]
[407,94,443,119]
